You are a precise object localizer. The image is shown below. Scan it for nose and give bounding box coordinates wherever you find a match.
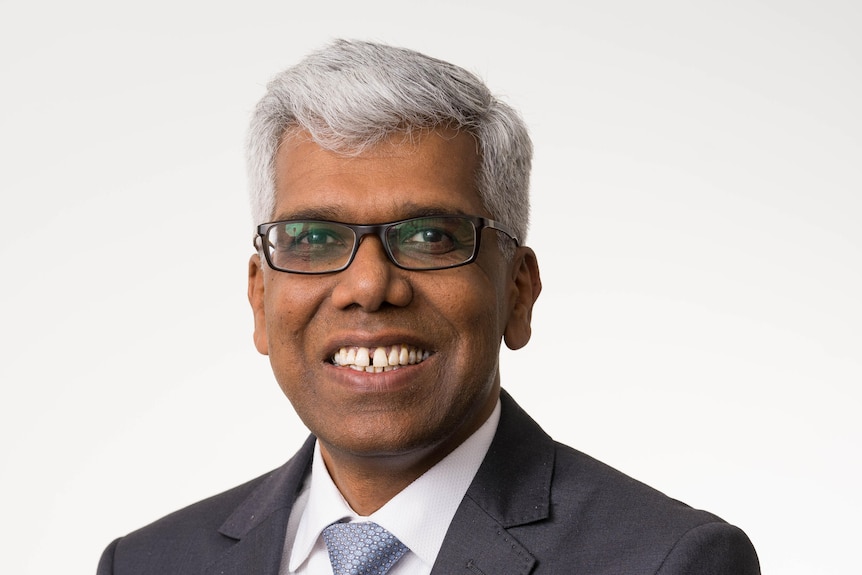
[330,235,413,311]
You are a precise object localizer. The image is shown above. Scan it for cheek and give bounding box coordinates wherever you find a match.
[437,273,509,356]
[454,266,511,331]
[267,305,300,346]
[264,292,320,411]
[263,279,324,369]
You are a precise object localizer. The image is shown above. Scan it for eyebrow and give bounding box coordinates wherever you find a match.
[273,206,345,222]
[272,202,471,223]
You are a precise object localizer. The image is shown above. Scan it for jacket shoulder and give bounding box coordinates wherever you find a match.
[531,442,760,573]
[98,436,315,575]
[483,393,759,573]
[97,470,274,575]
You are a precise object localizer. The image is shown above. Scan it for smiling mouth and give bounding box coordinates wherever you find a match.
[330,345,431,372]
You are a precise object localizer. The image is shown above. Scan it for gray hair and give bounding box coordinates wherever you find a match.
[246,39,533,248]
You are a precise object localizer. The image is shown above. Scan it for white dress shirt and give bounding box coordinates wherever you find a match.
[279,399,501,575]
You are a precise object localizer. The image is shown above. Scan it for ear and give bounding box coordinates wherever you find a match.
[248,254,269,355]
[504,247,542,350]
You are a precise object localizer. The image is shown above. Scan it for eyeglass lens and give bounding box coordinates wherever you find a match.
[263,216,479,273]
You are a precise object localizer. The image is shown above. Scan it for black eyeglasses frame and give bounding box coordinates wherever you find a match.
[254,214,519,274]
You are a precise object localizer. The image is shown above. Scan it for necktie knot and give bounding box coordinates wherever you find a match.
[322,521,408,575]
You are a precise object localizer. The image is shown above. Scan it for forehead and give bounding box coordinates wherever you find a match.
[272,129,486,223]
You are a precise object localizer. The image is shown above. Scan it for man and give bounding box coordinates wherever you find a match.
[98,40,760,574]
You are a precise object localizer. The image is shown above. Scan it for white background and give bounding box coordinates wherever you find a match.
[1,1,859,573]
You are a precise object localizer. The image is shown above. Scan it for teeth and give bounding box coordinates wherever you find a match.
[372,347,388,367]
[355,347,370,367]
[331,345,431,371]
[388,347,400,366]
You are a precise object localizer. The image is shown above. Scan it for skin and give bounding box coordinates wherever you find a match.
[248,129,541,515]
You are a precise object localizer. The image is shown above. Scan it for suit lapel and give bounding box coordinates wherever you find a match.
[203,507,291,575]
[431,390,555,575]
[205,436,315,575]
[431,497,537,574]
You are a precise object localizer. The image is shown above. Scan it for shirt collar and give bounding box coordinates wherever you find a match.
[289,399,500,571]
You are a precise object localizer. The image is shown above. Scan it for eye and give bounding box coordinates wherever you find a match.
[404,227,452,247]
[395,218,467,255]
[277,222,350,251]
[296,227,339,245]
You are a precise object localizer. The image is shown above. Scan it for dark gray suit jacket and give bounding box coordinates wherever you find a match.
[98,391,760,574]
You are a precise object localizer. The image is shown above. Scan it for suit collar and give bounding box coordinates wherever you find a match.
[430,390,554,575]
[466,389,555,527]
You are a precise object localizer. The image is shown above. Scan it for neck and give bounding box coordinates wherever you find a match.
[317,447,440,515]
[318,410,494,515]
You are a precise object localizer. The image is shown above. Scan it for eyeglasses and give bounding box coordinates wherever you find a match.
[255,214,518,274]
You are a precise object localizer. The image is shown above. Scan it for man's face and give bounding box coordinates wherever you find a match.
[248,129,539,466]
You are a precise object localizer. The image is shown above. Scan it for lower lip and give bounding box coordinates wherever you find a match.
[324,360,426,393]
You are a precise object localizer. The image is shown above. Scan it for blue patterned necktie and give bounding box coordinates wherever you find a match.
[322,521,409,575]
